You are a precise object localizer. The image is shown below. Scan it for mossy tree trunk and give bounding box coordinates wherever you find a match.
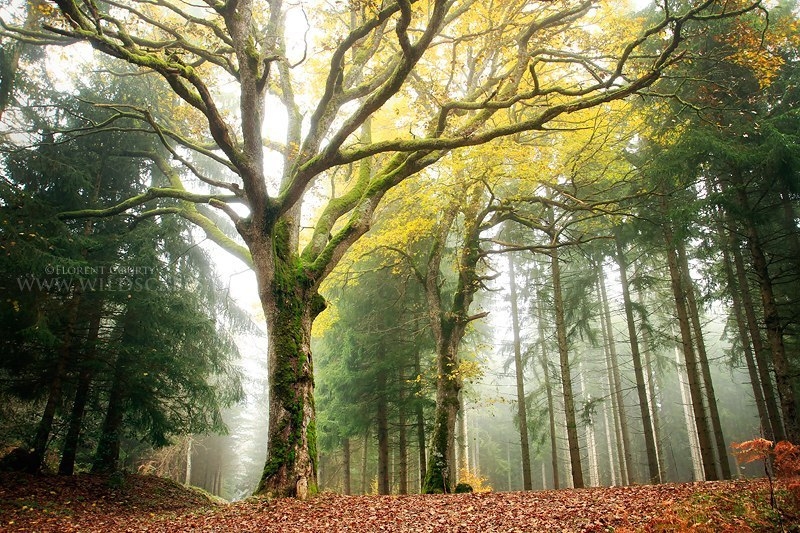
[422,321,465,494]
[253,225,326,499]
[420,192,492,494]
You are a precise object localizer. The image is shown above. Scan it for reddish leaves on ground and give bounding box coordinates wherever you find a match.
[1,473,796,532]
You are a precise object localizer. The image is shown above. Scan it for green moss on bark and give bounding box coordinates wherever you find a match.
[256,218,324,498]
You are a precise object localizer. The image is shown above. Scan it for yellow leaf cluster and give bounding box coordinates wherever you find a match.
[457,467,492,493]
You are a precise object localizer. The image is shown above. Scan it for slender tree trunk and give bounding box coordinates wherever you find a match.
[342,438,351,495]
[735,186,799,442]
[579,364,599,486]
[377,370,390,495]
[676,240,730,479]
[57,365,93,476]
[414,351,427,488]
[663,222,718,481]
[534,268,560,490]
[675,336,704,480]
[508,252,532,490]
[614,234,660,483]
[29,294,82,473]
[731,231,785,440]
[639,300,667,483]
[59,310,102,476]
[551,247,584,488]
[709,184,777,441]
[721,239,773,440]
[398,400,408,495]
[602,395,617,486]
[457,393,468,478]
[597,265,633,485]
[361,427,369,494]
[185,436,193,486]
[92,353,128,473]
[543,363,561,489]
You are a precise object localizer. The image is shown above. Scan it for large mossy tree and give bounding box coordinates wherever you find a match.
[1,0,762,497]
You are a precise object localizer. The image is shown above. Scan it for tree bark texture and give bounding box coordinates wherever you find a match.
[254,226,326,499]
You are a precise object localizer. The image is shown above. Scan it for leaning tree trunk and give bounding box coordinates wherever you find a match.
[597,265,633,485]
[731,231,785,440]
[735,186,800,442]
[614,233,660,483]
[719,223,774,440]
[677,239,731,479]
[663,223,718,481]
[254,228,326,499]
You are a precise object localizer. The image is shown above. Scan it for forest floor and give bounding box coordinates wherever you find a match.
[1,472,798,532]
